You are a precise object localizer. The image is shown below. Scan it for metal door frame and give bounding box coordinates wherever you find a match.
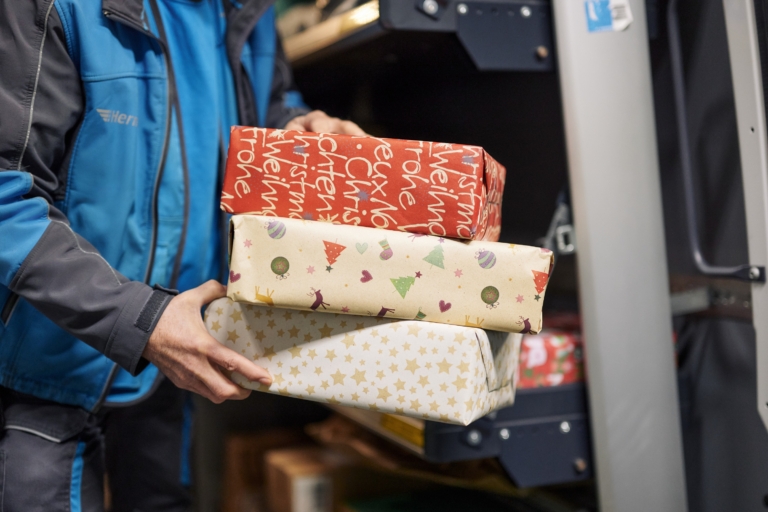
[722,0,768,431]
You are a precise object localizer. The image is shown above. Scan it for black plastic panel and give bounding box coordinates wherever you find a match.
[457,1,554,71]
[421,385,593,487]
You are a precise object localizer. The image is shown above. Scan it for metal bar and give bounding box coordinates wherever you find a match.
[668,0,764,282]
[721,0,768,431]
[283,1,381,63]
[551,1,688,510]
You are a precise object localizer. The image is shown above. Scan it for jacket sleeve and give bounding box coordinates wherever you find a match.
[0,0,171,376]
[265,35,311,129]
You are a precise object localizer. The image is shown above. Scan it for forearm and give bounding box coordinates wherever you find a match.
[8,217,174,375]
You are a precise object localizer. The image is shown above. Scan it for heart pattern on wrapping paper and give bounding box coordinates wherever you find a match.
[226,215,551,335]
[229,270,241,283]
[356,243,368,254]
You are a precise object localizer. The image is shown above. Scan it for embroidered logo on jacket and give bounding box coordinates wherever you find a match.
[96,109,139,127]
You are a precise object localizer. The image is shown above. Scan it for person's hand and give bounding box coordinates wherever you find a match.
[142,280,272,403]
[284,110,366,135]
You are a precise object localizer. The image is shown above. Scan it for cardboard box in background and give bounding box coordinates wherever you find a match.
[265,447,438,512]
[298,415,591,512]
[222,127,506,241]
[305,414,523,497]
[266,448,340,512]
[221,429,314,512]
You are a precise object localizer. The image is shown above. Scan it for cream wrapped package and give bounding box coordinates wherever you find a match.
[205,298,522,425]
[226,215,552,333]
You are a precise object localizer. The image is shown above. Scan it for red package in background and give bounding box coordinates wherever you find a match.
[221,127,506,241]
[517,331,584,389]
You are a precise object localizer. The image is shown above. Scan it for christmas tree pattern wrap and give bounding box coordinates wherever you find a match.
[390,277,415,298]
[423,244,445,269]
[205,297,523,425]
[323,241,346,265]
[220,127,506,241]
[227,215,553,333]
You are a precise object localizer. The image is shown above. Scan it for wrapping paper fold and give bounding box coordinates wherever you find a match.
[227,215,552,334]
[221,127,505,241]
[517,331,584,388]
[205,298,522,425]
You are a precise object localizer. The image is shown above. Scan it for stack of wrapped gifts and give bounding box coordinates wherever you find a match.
[205,127,554,426]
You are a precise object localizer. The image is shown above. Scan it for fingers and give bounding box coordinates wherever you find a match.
[304,111,335,134]
[309,118,334,134]
[284,117,305,131]
[283,111,366,136]
[303,110,327,124]
[341,120,366,136]
[178,369,251,404]
[164,355,253,404]
[189,279,227,306]
[145,287,263,404]
[208,341,273,385]
[198,366,252,403]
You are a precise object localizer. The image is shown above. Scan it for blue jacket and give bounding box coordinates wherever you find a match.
[0,0,308,411]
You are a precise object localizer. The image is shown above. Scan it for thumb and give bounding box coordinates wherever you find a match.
[190,280,227,306]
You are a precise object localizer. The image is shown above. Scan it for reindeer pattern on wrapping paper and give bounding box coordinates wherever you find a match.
[516,316,534,334]
[464,316,485,328]
[254,286,274,306]
[374,306,395,318]
[308,288,330,310]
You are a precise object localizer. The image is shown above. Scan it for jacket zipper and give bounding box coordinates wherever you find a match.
[102,9,174,286]
[98,7,176,412]
[148,0,192,289]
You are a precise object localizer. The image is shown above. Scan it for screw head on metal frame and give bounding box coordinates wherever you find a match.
[466,429,482,446]
[423,0,438,15]
[457,3,468,15]
[560,421,571,434]
[520,5,532,17]
[750,266,761,280]
[573,458,588,473]
[499,428,510,440]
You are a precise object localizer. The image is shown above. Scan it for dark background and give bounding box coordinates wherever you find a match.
[291,1,768,509]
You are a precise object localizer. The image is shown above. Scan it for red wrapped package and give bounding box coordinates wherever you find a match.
[517,331,584,389]
[221,127,506,241]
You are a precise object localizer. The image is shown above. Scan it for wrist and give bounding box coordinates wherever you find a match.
[135,286,176,373]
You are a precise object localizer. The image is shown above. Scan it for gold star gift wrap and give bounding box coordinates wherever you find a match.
[227,215,553,333]
[205,297,523,425]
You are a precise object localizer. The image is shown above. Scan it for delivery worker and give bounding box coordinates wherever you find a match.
[0,0,363,510]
